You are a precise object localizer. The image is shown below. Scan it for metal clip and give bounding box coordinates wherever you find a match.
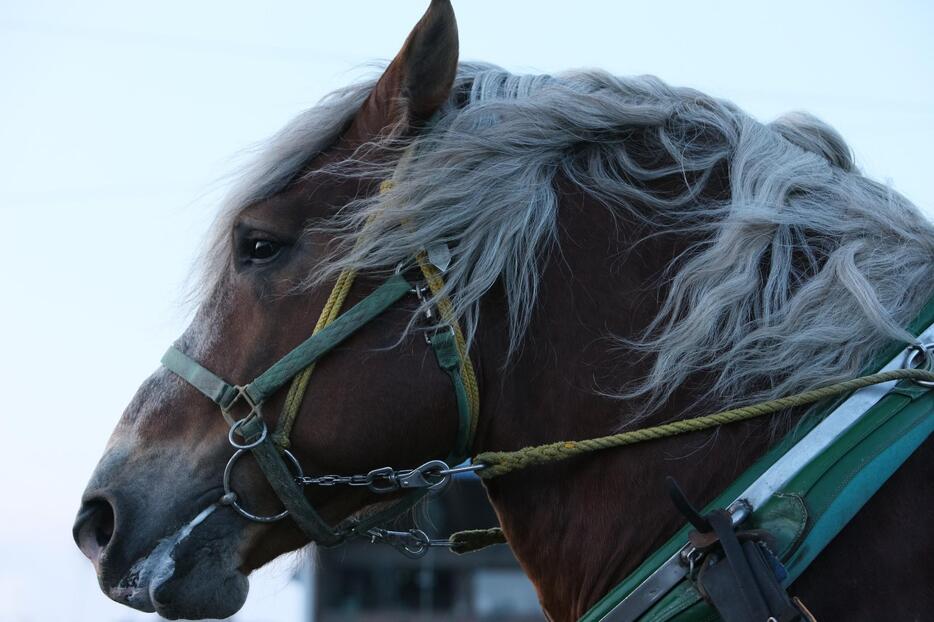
[365,461,451,494]
[367,528,432,559]
[395,460,451,494]
[365,467,399,493]
[410,283,434,322]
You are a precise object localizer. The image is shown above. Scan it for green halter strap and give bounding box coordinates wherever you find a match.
[161,267,477,547]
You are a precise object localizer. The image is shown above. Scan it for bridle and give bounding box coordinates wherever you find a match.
[157,155,934,596]
[162,181,480,552]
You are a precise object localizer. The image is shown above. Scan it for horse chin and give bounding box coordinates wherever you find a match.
[107,504,250,620]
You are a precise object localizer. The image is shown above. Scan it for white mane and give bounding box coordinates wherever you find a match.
[201,62,934,413]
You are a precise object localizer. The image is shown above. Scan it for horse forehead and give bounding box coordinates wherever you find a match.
[238,167,371,226]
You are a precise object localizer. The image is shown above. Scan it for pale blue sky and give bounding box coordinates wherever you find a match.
[1,1,931,621]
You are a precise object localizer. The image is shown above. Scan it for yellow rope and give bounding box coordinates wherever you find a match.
[385,177,481,448]
[474,368,934,478]
[415,250,481,448]
[273,267,357,447]
[273,179,480,453]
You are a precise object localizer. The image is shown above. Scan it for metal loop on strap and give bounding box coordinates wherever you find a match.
[222,447,304,523]
[228,416,268,450]
[905,343,934,387]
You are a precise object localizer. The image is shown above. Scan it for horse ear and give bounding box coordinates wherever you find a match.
[345,0,459,141]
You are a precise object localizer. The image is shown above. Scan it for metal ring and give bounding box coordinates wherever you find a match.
[228,417,268,450]
[222,448,304,523]
[418,459,452,494]
[399,529,431,559]
[905,344,934,387]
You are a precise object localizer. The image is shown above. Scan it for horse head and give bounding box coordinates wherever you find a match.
[72,2,468,619]
[72,1,934,619]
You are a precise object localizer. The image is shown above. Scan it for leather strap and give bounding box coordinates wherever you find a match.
[162,272,418,545]
[161,273,412,409]
[430,329,473,465]
[705,510,772,620]
[247,273,413,403]
[238,416,346,546]
[161,347,239,408]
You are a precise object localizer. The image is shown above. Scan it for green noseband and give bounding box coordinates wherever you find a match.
[161,269,476,547]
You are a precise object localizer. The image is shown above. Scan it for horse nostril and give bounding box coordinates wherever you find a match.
[73,498,116,563]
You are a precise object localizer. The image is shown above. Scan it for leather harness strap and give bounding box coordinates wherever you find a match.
[161,256,478,546]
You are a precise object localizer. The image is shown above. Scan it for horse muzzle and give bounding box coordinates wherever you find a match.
[73,447,250,619]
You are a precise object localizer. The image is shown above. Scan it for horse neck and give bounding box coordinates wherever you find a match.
[473,188,776,620]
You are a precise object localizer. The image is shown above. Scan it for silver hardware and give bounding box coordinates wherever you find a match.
[427,243,452,273]
[905,342,934,387]
[439,462,488,476]
[732,320,934,515]
[685,547,703,579]
[363,466,399,492]
[297,459,481,494]
[606,498,753,622]
[366,528,453,559]
[228,415,268,450]
[221,385,261,425]
[394,460,451,492]
[411,282,434,322]
[726,498,752,526]
[298,473,374,487]
[424,323,455,346]
[222,447,304,522]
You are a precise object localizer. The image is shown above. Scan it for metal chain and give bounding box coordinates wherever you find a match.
[295,460,486,495]
[366,527,456,559]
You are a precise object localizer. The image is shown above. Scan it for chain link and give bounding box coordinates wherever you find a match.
[295,460,486,494]
[297,473,374,487]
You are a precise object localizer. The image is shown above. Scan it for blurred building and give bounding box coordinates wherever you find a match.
[311,475,542,621]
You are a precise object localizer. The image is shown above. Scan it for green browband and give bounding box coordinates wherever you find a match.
[161,271,475,546]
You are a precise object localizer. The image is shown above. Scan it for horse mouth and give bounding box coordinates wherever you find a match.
[107,501,250,619]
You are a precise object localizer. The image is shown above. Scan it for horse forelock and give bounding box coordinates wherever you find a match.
[197,62,934,416]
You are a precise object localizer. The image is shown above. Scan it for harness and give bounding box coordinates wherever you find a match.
[160,173,934,616]
[162,180,480,548]
[583,302,934,622]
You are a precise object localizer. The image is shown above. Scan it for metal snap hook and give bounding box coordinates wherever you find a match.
[398,460,451,494]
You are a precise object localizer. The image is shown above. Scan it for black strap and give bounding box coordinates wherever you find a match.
[666,476,712,533]
[706,509,773,621]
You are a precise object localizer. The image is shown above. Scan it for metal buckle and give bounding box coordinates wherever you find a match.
[905,343,934,387]
[221,447,304,523]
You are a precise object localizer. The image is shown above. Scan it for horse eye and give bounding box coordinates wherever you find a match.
[249,239,281,262]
